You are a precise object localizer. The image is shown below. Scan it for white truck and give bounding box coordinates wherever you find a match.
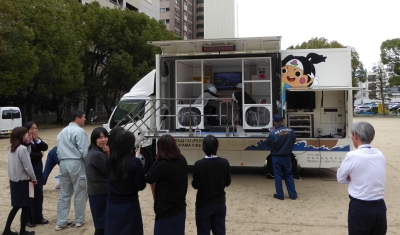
[103,36,356,172]
[0,107,22,135]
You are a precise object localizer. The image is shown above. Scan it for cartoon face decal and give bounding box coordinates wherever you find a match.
[281,53,326,88]
[282,61,314,88]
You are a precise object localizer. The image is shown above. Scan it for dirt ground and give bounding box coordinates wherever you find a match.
[0,117,399,235]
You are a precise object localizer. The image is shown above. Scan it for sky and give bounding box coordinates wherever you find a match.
[236,0,399,71]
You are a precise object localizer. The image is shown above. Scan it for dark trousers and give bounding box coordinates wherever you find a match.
[3,206,29,234]
[88,194,107,229]
[42,146,59,185]
[154,209,186,235]
[266,154,297,176]
[196,203,226,235]
[272,155,297,199]
[29,163,44,223]
[204,105,218,126]
[348,197,387,235]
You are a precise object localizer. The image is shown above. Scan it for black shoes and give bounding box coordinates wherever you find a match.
[293,175,301,180]
[273,194,284,200]
[27,218,48,227]
[273,194,297,200]
[19,231,35,235]
[26,222,35,228]
[2,231,18,235]
[38,219,49,224]
[267,174,301,180]
[266,173,275,179]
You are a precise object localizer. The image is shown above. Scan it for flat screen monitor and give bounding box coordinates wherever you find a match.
[213,72,242,91]
[286,91,316,109]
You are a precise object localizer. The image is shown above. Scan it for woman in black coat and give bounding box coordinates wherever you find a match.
[23,121,49,227]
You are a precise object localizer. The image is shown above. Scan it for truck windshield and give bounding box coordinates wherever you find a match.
[111,100,145,128]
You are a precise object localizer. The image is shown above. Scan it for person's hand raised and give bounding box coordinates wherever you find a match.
[33,132,39,142]
[136,146,141,157]
[102,146,110,155]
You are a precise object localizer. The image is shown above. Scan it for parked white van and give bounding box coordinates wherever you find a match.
[0,107,22,135]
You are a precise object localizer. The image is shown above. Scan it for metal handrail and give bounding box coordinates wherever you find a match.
[115,97,236,137]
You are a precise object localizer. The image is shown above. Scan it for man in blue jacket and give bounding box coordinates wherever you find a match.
[265,114,297,200]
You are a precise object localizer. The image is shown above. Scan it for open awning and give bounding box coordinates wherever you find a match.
[148,36,281,56]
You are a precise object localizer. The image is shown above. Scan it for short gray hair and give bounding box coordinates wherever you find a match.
[350,121,375,144]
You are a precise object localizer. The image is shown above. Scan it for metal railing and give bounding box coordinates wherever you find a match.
[114,97,237,138]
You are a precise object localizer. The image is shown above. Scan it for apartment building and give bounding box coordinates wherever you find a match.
[81,0,160,20]
[159,0,197,40]
[355,64,398,104]
[81,0,237,40]
[159,0,237,40]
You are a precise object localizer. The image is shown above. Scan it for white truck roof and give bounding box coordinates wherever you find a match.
[121,69,156,101]
[148,36,281,56]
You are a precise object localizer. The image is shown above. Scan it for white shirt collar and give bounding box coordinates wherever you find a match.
[205,155,218,159]
[358,144,371,149]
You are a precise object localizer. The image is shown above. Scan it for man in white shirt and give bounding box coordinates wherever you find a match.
[337,121,386,235]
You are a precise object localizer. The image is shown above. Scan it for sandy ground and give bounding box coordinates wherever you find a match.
[0,117,400,235]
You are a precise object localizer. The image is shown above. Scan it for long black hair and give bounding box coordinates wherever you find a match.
[108,126,124,149]
[89,127,109,151]
[109,130,136,180]
[23,121,37,131]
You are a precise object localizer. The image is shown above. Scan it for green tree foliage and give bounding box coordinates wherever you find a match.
[380,38,400,86]
[81,2,178,117]
[0,0,85,122]
[287,37,367,89]
[23,0,85,121]
[0,1,38,97]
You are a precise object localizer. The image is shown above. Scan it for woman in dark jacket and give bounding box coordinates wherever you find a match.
[145,134,188,235]
[23,121,48,227]
[105,130,146,235]
[85,127,110,235]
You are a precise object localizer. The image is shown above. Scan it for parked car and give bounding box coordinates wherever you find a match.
[389,103,400,111]
[354,105,372,114]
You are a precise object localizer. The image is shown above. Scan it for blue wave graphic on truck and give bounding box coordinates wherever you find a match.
[245,140,350,152]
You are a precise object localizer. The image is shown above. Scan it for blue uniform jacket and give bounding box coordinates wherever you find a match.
[265,124,296,156]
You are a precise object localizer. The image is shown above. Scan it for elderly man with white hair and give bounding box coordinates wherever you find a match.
[337,121,386,235]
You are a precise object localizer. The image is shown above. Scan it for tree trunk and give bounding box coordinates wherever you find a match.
[85,94,96,123]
